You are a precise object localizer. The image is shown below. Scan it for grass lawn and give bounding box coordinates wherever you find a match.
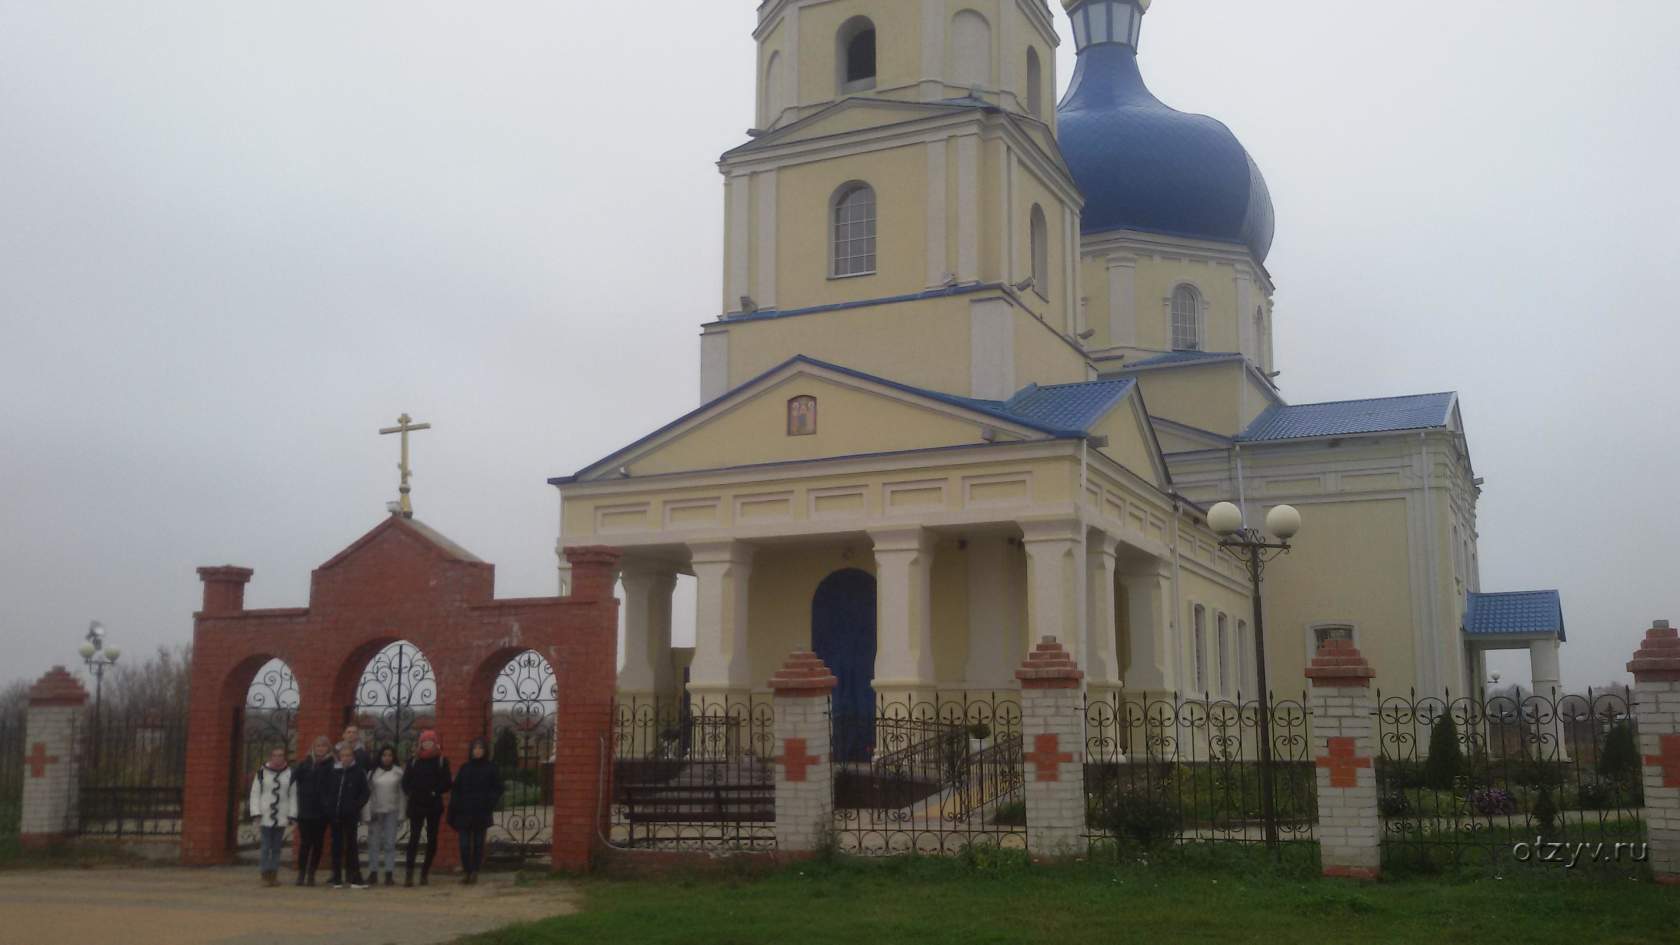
[462,848,1675,945]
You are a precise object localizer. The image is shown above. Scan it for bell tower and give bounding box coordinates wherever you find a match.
[701,1,1094,404]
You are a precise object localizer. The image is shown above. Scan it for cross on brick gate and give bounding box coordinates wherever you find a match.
[775,737,821,783]
[1316,736,1372,788]
[1646,733,1680,789]
[25,742,59,779]
[1024,733,1074,782]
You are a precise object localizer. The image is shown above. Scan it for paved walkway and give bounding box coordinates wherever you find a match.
[0,867,579,945]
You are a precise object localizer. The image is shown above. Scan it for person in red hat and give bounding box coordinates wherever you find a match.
[399,729,451,886]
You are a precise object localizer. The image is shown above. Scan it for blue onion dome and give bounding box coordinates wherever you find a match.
[1056,0,1275,262]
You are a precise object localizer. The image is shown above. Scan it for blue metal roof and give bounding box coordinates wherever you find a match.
[1057,42,1275,261]
[993,379,1137,433]
[1240,393,1456,442]
[1120,351,1245,370]
[1464,591,1566,642]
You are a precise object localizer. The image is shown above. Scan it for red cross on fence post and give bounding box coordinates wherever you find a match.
[24,742,59,779]
[775,737,822,783]
[1315,736,1372,789]
[1646,733,1680,789]
[1024,732,1074,783]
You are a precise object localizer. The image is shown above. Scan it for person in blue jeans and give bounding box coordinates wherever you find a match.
[248,746,296,887]
[366,745,405,887]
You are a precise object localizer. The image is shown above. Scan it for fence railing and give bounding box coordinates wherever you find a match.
[1375,687,1647,873]
[0,718,22,843]
[1082,691,1317,852]
[608,695,776,852]
[831,692,1026,856]
[77,707,189,838]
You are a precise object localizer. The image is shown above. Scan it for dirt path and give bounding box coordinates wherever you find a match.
[0,867,578,945]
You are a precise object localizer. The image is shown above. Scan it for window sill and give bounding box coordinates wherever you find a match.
[841,78,877,95]
[828,270,877,281]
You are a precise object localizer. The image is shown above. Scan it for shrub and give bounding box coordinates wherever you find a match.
[1423,716,1463,791]
[1533,786,1558,836]
[1092,784,1183,849]
[991,800,1026,827]
[1378,790,1412,818]
[1467,787,1517,817]
[1598,721,1641,784]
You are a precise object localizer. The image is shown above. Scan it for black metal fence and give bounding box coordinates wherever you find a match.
[1082,691,1317,853]
[610,694,777,851]
[831,692,1026,856]
[485,651,557,867]
[77,707,189,838]
[0,718,23,845]
[1376,688,1648,873]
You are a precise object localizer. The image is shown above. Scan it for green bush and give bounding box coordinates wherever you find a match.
[1598,721,1641,784]
[1532,786,1558,837]
[1423,716,1462,791]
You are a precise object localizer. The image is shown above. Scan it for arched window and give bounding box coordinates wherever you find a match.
[1171,284,1202,351]
[1029,204,1049,298]
[1192,605,1208,694]
[1216,613,1229,695]
[1026,48,1044,117]
[764,52,784,126]
[832,183,877,277]
[839,17,876,93]
[951,10,992,88]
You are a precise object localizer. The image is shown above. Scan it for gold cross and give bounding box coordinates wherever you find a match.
[378,413,432,518]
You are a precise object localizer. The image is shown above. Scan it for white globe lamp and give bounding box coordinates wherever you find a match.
[1207,501,1244,537]
[1266,505,1302,541]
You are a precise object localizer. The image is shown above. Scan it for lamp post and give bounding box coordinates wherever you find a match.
[1207,501,1300,855]
[77,620,120,768]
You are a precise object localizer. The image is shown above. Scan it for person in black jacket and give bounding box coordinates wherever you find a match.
[400,729,451,886]
[319,742,371,889]
[292,736,335,886]
[446,737,502,884]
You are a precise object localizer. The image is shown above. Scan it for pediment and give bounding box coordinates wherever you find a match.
[1089,387,1173,489]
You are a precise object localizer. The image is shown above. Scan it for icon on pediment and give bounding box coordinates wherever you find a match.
[787,396,817,437]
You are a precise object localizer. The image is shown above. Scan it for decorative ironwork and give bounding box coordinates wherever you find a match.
[232,660,299,852]
[1082,691,1316,855]
[1376,687,1647,874]
[831,692,1026,856]
[610,694,777,852]
[77,704,190,838]
[350,642,436,761]
[485,651,558,867]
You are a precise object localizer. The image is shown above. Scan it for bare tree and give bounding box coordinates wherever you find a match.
[102,644,192,722]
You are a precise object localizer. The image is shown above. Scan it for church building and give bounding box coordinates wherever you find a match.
[549,0,1567,716]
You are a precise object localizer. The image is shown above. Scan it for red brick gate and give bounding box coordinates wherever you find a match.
[181,514,620,872]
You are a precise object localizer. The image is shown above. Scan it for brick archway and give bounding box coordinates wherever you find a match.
[182,515,620,872]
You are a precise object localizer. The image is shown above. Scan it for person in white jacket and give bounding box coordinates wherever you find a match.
[248,746,297,887]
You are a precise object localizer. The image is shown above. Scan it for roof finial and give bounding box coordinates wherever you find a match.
[378,413,432,519]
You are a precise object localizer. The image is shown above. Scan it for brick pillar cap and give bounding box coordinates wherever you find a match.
[1306,639,1376,687]
[563,546,622,569]
[1627,622,1680,682]
[768,650,837,696]
[28,666,88,707]
[1016,636,1083,689]
[196,565,253,583]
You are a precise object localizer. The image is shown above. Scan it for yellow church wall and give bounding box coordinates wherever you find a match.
[1089,404,1163,487]
[560,449,1083,546]
[1132,254,1241,353]
[930,535,972,684]
[745,544,872,685]
[1176,565,1255,699]
[1125,362,1246,436]
[716,296,972,394]
[1013,309,1094,389]
[621,375,1001,478]
[796,2,923,106]
[1008,152,1072,327]
[1256,497,1420,694]
[770,143,927,309]
[1079,252,1114,349]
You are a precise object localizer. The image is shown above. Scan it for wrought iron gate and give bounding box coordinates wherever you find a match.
[484,651,556,867]
[228,661,298,853]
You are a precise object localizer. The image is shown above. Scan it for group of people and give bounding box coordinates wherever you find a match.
[246,724,505,888]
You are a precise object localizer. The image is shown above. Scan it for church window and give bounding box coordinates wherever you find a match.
[1171,284,1202,351]
[1026,48,1044,117]
[1311,624,1356,657]
[839,18,877,93]
[1193,605,1208,694]
[832,183,877,278]
[951,10,992,88]
[1217,613,1229,695]
[1029,204,1049,299]
[787,396,817,436]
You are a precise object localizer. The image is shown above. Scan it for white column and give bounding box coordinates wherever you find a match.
[1085,533,1122,693]
[1119,563,1174,695]
[619,567,677,697]
[870,527,936,693]
[956,135,980,281]
[1529,636,1569,761]
[688,541,754,694]
[964,534,1016,688]
[1020,519,1086,672]
[727,172,752,314]
[1107,255,1137,348]
[754,169,778,310]
[925,140,949,287]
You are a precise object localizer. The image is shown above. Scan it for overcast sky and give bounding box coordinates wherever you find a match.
[2,1,1675,696]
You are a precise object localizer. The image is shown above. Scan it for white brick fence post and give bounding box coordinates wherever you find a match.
[1627,619,1680,887]
[768,650,838,855]
[1016,637,1085,858]
[19,666,88,848]
[1305,639,1381,880]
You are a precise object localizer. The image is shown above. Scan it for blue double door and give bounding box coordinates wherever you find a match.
[811,568,877,763]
